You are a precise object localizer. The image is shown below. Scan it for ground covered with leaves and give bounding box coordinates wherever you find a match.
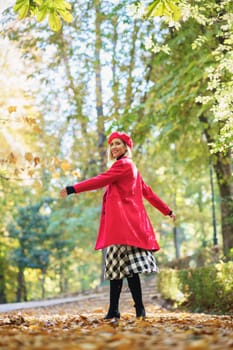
[0,277,232,350]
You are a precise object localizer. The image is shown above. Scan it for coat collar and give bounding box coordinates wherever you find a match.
[116,153,127,160]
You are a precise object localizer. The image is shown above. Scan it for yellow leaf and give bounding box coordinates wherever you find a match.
[48,11,62,31]
[57,9,73,23]
[8,106,17,113]
[72,170,81,178]
[54,0,72,10]
[28,169,35,177]
[8,152,17,164]
[186,339,210,350]
[164,0,181,21]
[23,117,37,125]
[33,125,42,133]
[34,180,42,189]
[18,3,29,20]
[52,157,60,166]
[52,172,60,179]
[60,160,71,171]
[14,0,27,12]
[146,0,181,21]
[25,152,33,162]
[14,168,20,176]
[36,7,47,22]
[34,157,40,166]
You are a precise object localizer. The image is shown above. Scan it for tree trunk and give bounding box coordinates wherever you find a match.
[16,266,27,302]
[41,269,46,299]
[0,262,7,303]
[197,189,208,246]
[94,0,106,282]
[59,29,88,135]
[124,21,139,109]
[111,15,119,118]
[200,116,233,256]
[173,225,180,259]
[214,150,233,256]
[59,261,64,294]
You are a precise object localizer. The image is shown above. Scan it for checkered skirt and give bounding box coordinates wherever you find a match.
[104,245,159,280]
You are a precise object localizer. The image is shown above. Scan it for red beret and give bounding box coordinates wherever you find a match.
[108,132,133,149]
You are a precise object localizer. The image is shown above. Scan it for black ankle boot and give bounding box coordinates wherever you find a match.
[135,304,146,318]
[104,309,120,319]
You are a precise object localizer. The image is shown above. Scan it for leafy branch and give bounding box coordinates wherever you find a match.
[145,0,181,21]
[13,0,73,31]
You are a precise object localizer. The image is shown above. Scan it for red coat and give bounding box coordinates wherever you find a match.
[73,157,171,251]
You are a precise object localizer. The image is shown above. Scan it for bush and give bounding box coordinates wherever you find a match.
[157,261,233,314]
[163,246,223,270]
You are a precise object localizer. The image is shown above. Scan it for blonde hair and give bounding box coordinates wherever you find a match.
[107,143,132,162]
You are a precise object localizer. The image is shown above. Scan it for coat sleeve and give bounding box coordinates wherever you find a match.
[140,176,171,215]
[73,160,130,193]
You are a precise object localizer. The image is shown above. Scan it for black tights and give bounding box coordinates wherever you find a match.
[126,273,144,309]
[108,278,123,312]
[108,273,144,312]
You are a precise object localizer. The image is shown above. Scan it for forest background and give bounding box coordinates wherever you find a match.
[0,0,232,305]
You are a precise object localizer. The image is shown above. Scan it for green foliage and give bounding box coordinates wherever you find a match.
[132,0,233,254]
[7,202,51,271]
[164,246,223,270]
[2,0,231,301]
[2,195,101,301]
[146,0,181,21]
[145,0,233,154]
[157,262,233,313]
[13,0,73,31]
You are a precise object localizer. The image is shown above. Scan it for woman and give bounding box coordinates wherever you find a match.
[60,131,176,319]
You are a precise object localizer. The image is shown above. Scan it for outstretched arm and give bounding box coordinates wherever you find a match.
[60,160,131,197]
[141,175,175,219]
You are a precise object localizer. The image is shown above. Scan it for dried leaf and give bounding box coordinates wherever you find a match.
[33,125,42,133]
[25,152,33,162]
[23,117,37,125]
[34,157,40,166]
[52,172,60,179]
[60,160,71,171]
[28,169,35,177]
[14,168,20,176]
[8,152,17,164]
[8,106,17,113]
[186,339,210,350]
[52,157,60,166]
[0,277,232,350]
[72,170,81,178]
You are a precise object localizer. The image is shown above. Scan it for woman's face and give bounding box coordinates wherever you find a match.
[110,138,127,159]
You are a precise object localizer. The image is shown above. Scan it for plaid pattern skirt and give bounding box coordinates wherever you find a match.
[104,245,159,280]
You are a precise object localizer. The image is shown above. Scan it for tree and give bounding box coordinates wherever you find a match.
[128,0,233,256]
[1,0,229,301]
[7,201,51,301]
[0,245,7,303]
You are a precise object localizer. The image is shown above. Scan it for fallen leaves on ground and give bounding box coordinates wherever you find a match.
[0,279,232,350]
[0,307,232,350]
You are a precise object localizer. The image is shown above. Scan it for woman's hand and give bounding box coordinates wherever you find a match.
[170,213,176,222]
[60,188,68,198]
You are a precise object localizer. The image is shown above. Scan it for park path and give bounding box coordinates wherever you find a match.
[0,275,232,350]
